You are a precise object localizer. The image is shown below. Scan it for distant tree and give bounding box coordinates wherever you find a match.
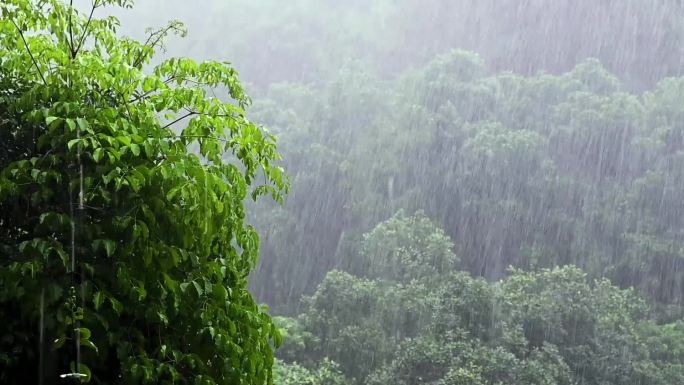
[0,0,286,383]
[274,359,350,385]
[250,51,684,310]
[355,210,458,282]
[276,214,684,385]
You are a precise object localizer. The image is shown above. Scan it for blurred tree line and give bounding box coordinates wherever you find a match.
[250,52,684,317]
[108,1,684,315]
[273,213,684,385]
[249,50,684,384]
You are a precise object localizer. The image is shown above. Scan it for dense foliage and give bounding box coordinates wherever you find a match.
[242,44,684,384]
[0,1,285,383]
[274,214,684,385]
[3,1,684,384]
[250,52,684,318]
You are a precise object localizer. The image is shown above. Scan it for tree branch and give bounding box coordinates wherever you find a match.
[132,22,183,68]
[73,0,99,58]
[68,0,75,56]
[182,107,236,119]
[127,75,179,104]
[10,19,47,86]
[176,134,230,143]
[160,111,197,130]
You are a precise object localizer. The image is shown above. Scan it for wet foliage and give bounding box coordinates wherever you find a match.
[3,1,684,384]
[274,215,684,385]
[250,53,684,317]
[0,1,285,383]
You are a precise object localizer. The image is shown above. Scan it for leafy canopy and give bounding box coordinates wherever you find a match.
[0,0,287,384]
[277,213,684,385]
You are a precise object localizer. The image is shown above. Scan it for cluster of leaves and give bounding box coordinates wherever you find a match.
[274,359,349,385]
[0,0,286,384]
[250,50,684,314]
[275,213,684,385]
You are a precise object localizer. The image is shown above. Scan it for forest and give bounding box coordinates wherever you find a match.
[2,0,684,384]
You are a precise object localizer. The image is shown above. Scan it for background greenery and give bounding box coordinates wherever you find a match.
[4,0,684,384]
[250,53,684,317]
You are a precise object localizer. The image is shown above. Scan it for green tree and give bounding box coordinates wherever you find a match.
[276,213,684,385]
[249,50,684,311]
[355,210,458,282]
[0,0,286,383]
[274,359,350,385]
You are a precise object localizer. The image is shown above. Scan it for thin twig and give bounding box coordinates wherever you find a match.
[114,89,132,119]
[68,0,75,56]
[73,0,99,58]
[131,33,156,69]
[177,134,230,143]
[127,90,155,104]
[160,111,197,130]
[183,107,236,119]
[127,75,178,104]
[132,24,177,68]
[10,19,47,86]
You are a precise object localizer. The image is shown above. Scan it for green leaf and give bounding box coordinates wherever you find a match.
[46,116,61,127]
[127,175,141,192]
[57,248,69,267]
[180,282,190,293]
[76,118,90,132]
[66,119,76,131]
[166,185,182,201]
[213,283,228,302]
[192,281,204,296]
[143,141,153,157]
[272,327,283,348]
[81,339,99,354]
[135,285,147,300]
[157,311,169,325]
[103,240,116,257]
[77,327,92,340]
[109,297,123,315]
[67,139,81,150]
[93,291,104,310]
[130,143,141,156]
[93,148,104,162]
[116,136,131,146]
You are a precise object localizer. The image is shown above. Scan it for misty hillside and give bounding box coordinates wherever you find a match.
[2,1,684,384]
[111,0,684,90]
